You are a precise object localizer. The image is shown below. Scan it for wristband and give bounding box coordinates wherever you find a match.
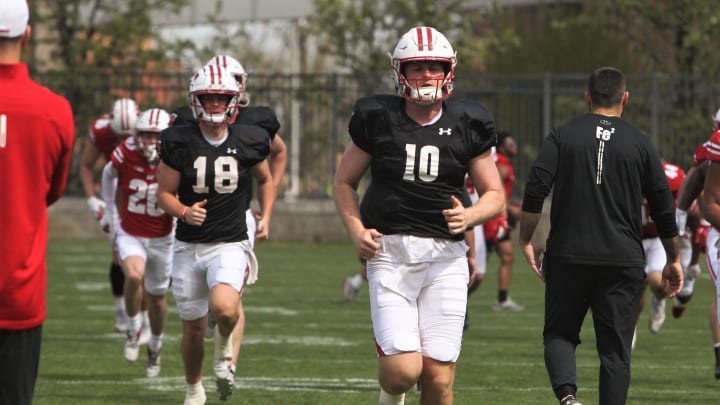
[180,206,189,222]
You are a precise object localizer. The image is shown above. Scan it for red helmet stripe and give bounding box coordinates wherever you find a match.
[121,99,129,130]
[416,27,424,51]
[150,108,158,126]
[425,27,433,51]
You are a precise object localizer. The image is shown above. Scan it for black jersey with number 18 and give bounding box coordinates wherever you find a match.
[160,123,270,243]
[349,94,496,241]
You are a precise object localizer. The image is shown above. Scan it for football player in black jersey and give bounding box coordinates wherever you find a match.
[333,27,505,405]
[173,54,288,388]
[157,65,276,404]
[519,67,682,405]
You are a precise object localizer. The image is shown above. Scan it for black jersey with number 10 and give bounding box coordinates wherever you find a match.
[349,95,496,241]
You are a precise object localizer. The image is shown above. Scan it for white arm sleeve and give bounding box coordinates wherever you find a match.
[101,161,118,218]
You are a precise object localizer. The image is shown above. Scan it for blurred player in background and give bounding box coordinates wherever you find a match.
[80,97,145,333]
[676,139,716,318]
[633,160,684,349]
[694,108,720,380]
[101,108,174,378]
[158,65,276,404]
[482,131,524,311]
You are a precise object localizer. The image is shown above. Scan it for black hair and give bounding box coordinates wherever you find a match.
[587,66,626,108]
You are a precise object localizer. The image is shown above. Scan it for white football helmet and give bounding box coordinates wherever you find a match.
[391,26,457,104]
[188,65,241,125]
[135,108,170,162]
[109,98,140,136]
[713,107,720,128]
[205,54,249,106]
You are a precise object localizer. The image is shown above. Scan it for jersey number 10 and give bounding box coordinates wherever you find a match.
[404,144,440,182]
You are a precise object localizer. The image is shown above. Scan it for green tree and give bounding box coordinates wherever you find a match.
[309,0,496,92]
[31,0,189,195]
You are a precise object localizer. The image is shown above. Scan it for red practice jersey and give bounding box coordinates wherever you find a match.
[90,117,123,160]
[0,63,75,330]
[692,141,710,168]
[111,137,173,238]
[642,162,684,238]
[496,152,514,200]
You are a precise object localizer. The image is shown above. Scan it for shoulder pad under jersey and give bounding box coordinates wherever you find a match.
[354,94,404,114]
[444,99,494,122]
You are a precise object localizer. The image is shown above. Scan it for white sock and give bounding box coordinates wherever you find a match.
[127,314,142,336]
[350,273,364,289]
[186,381,205,396]
[379,388,405,405]
[149,334,163,352]
[114,297,126,315]
[214,324,233,360]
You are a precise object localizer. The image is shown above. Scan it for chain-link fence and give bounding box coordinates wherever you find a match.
[35,70,720,200]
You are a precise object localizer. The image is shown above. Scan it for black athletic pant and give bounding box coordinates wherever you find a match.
[0,325,42,405]
[542,255,644,405]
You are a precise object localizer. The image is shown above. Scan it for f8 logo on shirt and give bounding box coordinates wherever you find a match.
[596,126,615,141]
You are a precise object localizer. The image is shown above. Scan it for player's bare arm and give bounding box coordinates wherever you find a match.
[465,149,506,228]
[156,161,205,226]
[702,161,720,229]
[269,134,287,191]
[251,159,276,240]
[333,142,382,260]
[80,142,103,198]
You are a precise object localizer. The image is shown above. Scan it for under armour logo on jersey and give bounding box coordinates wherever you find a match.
[226,147,237,154]
[438,128,452,136]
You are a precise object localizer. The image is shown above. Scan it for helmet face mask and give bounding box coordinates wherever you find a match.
[205,54,249,107]
[134,108,170,162]
[391,27,457,104]
[110,98,140,136]
[188,65,241,125]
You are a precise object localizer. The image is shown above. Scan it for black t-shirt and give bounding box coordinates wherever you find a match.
[160,124,270,243]
[349,94,496,241]
[523,113,676,266]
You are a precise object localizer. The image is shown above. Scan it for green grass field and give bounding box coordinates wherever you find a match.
[34,238,719,404]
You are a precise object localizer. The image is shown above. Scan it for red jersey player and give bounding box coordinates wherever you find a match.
[80,98,140,333]
[636,161,685,341]
[483,132,523,311]
[102,108,173,378]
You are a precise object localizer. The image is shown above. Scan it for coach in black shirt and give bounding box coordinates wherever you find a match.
[518,66,683,405]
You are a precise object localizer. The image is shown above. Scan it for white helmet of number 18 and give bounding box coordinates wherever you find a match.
[390,26,457,104]
[188,65,241,125]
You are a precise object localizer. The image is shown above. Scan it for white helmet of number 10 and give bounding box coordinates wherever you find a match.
[391,26,457,104]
